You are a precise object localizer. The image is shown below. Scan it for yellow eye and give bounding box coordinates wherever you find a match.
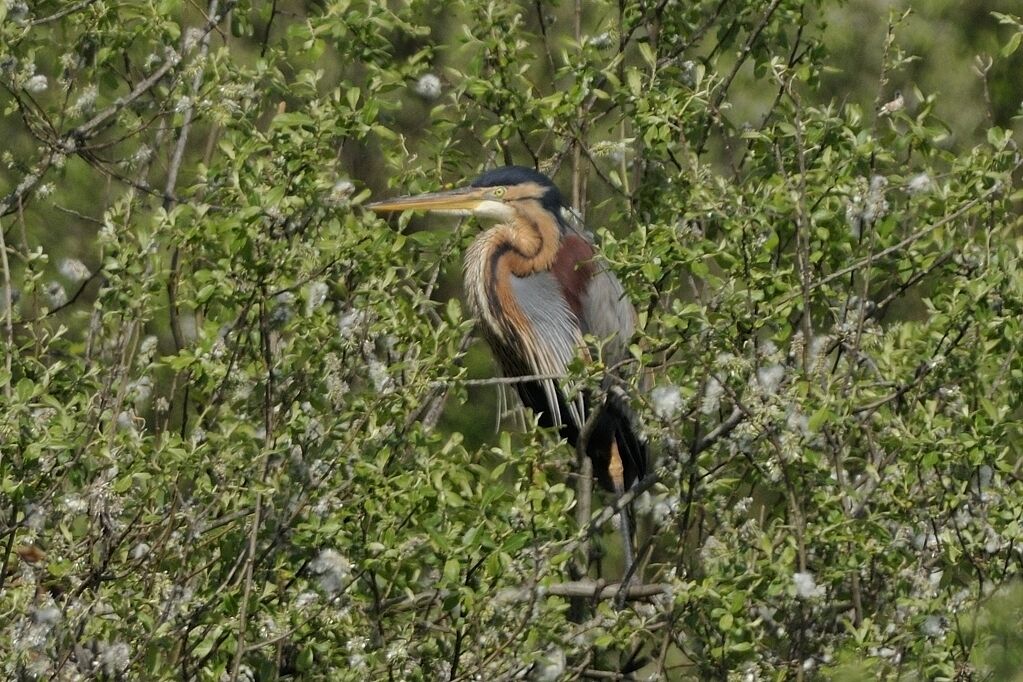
[490,187,506,198]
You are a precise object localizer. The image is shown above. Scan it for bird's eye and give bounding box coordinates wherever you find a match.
[490,187,506,198]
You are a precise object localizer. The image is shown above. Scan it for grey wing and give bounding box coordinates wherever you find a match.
[557,207,637,360]
[511,257,647,491]
[579,258,647,491]
[579,261,636,364]
[509,271,587,429]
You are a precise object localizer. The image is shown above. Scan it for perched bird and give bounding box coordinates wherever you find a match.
[368,166,646,572]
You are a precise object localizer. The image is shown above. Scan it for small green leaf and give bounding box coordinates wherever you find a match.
[1002,31,1022,57]
[637,41,656,68]
[296,647,314,671]
[807,407,830,432]
[446,298,461,323]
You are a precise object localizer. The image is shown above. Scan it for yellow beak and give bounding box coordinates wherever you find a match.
[366,186,487,214]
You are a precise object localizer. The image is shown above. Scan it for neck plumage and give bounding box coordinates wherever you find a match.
[463,201,563,341]
[491,201,561,276]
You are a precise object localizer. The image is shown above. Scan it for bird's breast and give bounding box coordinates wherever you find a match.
[464,234,529,345]
[464,229,597,343]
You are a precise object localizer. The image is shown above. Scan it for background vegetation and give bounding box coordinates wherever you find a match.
[1,0,1022,679]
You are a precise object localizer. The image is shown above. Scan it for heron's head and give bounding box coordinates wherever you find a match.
[367,165,565,223]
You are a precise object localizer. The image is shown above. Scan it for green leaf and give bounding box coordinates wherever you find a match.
[637,41,656,68]
[1002,31,1022,57]
[296,647,314,672]
[446,298,461,323]
[807,407,831,432]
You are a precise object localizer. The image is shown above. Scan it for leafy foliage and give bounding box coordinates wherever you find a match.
[0,0,1021,679]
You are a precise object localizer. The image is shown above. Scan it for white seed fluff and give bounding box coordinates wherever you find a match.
[533,647,566,682]
[908,172,933,194]
[310,548,351,595]
[793,571,824,599]
[368,358,394,394]
[756,364,785,395]
[72,85,98,115]
[338,308,368,336]
[701,376,724,415]
[24,503,46,531]
[328,179,355,206]
[306,281,329,316]
[413,73,442,100]
[45,281,67,308]
[59,258,91,282]
[863,175,890,223]
[24,74,48,93]
[98,641,130,675]
[651,384,683,420]
[295,591,318,609]
[34,606,60,626]
[921,615,944,637]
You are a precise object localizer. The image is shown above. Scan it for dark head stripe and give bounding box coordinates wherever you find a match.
[471,165,565,221]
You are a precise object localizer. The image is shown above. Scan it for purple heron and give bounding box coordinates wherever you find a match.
[369,166,646,573]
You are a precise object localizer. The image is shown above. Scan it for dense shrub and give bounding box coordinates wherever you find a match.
[1,1,1021,679]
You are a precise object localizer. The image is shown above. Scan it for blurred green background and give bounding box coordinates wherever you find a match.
[2,0,1022,678]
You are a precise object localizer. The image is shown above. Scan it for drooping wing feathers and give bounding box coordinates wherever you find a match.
[549,232,636,363]
[579,261,646,491]
[579,261,636,363]
[497,239,646,492]
[507,272,586,429]
[597,384,647,491]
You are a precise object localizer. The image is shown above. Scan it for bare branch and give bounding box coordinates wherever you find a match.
[0,211,12,399]
[0,1,233,218]
[546,579,671,600]
[29,0,99,26]
[780,176,1018,306]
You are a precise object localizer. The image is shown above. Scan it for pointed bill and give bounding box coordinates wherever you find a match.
[366,186,487,214]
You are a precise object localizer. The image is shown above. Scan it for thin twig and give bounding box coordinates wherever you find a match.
[165,0,220,351]
[692,406,743,456]
[547,579,671,600]
[259,0,279,57]
[229,288,271,682]
[29,0,98,25]
[714,0,783,111]
[779,177,1017,305]
[694,0,784,156]
[1,2,230,218]
[0,214,12,400]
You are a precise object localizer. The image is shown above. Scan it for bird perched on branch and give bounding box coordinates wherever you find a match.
[368,166,646,573]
